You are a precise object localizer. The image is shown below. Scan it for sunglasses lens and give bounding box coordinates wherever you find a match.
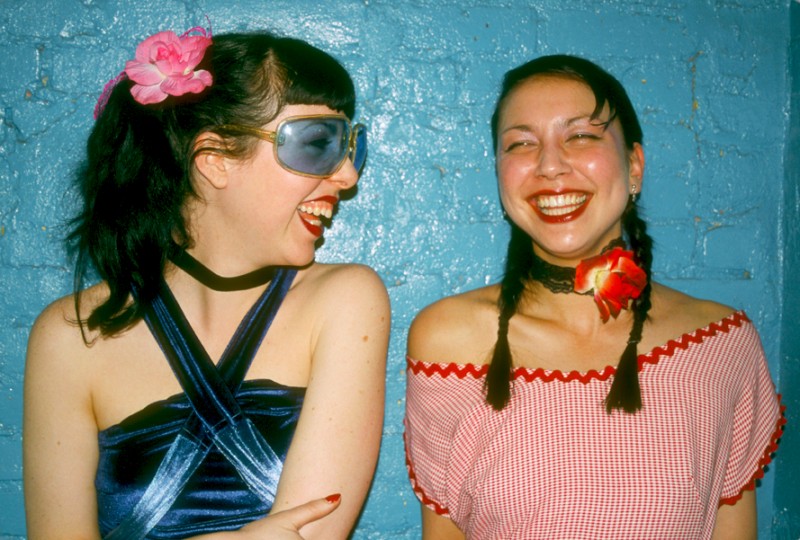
[351,124,367,174]
[276,117,348,177]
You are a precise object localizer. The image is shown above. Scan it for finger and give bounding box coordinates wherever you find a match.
[279,494,341,530]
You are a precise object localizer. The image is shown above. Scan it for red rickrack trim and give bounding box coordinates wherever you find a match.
[403,430,450,516]
[407,359,488,379]
[407,311,750,385]
[718,399,788,507]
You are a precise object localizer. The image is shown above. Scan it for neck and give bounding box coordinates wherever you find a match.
[169,247,275,292]
[529,237,626,295]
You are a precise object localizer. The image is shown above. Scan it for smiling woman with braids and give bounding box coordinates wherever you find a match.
[404,55,784,539]
[23,27,389,539]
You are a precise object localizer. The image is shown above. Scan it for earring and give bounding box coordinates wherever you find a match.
[630,184,639,203]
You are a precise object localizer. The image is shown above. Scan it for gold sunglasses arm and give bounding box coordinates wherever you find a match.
[215,124,277,143]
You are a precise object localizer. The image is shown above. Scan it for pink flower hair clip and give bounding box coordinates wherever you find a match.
[94,25,213,119]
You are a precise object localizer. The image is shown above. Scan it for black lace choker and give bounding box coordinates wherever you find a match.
[169,248,275,292]
[528,238,626,295]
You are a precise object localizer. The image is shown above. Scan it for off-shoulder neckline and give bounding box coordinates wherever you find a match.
[407,310,751,384]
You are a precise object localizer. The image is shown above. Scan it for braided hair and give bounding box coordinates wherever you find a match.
[486,55,653,413]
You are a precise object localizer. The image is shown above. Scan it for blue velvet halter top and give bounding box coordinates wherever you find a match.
[95,272,304,539]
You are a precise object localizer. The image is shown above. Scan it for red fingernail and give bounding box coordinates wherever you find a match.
[325,493,341,504]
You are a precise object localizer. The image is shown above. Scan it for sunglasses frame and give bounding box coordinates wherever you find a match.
[217,114,366,179]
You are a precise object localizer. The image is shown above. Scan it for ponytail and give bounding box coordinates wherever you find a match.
[69,79,191,338]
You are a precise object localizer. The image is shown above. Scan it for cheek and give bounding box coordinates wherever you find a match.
[496,155,532,191]
[582,151,629,188]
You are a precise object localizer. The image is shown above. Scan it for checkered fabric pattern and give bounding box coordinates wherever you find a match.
[404,312,785,540]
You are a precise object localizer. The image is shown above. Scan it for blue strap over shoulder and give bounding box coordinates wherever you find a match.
[105,269,296,539]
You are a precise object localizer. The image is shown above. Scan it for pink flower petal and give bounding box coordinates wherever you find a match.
[160,73,207,96]
[125,60,165,86]
[134,31,179,63]
[130,83,169,105]
[123,28,213,106]
[154,57,179,76]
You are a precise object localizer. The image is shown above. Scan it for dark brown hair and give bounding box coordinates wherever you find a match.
[69,31,357,338]
[486,54,652,414]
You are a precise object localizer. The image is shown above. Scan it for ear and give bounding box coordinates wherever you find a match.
[192,132,229,190]
[628,142,645,191]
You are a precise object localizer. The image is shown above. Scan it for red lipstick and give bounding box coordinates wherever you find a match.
[529,190,591,224]
[297,195,338,237]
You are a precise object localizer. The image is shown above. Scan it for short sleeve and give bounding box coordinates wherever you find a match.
[404,359,454,516]
[404,359,492,518]
[718,323,785,506]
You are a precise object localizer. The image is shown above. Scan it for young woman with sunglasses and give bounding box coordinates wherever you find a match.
[23,29,389,540]
[404,55,783,539]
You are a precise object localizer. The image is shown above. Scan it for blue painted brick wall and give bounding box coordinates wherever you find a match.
[1,1,796,538]
[774,2,800,537]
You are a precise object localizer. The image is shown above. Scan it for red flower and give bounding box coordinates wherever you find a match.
[574,247,647,322]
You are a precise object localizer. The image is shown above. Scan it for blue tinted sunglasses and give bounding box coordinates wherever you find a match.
[219,115,367,179]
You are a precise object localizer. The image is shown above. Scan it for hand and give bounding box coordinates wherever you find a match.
[193,494,341,539]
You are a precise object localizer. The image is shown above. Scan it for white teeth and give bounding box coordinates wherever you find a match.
[298,203,333,219]
[535,193,587,216]
[542,205,578,216]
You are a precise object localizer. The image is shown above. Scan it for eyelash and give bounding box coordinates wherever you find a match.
[503,132,600,152]
[504,140,534,152]
[569,132,600,141]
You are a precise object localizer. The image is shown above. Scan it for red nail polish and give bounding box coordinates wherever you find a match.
[325,493,341,504]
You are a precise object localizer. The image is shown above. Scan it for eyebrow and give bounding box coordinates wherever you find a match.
[500,114,601,136]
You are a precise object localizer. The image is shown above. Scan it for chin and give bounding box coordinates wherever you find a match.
[540,237,621,263]
[283,251,317,269]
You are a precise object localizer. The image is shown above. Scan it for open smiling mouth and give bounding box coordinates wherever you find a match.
[297,196,336,237]
[532,192,590,223]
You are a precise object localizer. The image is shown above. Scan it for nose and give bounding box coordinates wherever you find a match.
[535,139,570,180]
[326,158,360,191]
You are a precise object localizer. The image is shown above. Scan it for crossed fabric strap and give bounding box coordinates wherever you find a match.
[105,269,297,539]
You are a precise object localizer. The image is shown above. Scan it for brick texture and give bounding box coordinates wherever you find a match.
[0,0,795,538]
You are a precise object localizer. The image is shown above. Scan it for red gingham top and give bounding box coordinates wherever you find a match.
[404,311,785,539]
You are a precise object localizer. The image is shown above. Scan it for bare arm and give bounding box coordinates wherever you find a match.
[421,505,465,540]
[269,265,390,539]
[710,490,757,540]
[23,300,102,540]
[194,495,341,539]
[23,298,355,540]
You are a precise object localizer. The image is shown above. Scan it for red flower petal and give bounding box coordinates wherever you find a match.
[574,246,646,321]
[615,256,647,295]
[595,292,612,322]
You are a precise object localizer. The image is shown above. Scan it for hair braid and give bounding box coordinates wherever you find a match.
[604,201,653,413]
[486,224,534,410]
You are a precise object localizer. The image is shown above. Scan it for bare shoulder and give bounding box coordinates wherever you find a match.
[299,262,386,290]
[25,284,111,388]
[645,282,737,346]
[28,285,103,362]
[24,286,109,538]
[297,262,389,310]
[408,284,500,365]
[292,263,391,342]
